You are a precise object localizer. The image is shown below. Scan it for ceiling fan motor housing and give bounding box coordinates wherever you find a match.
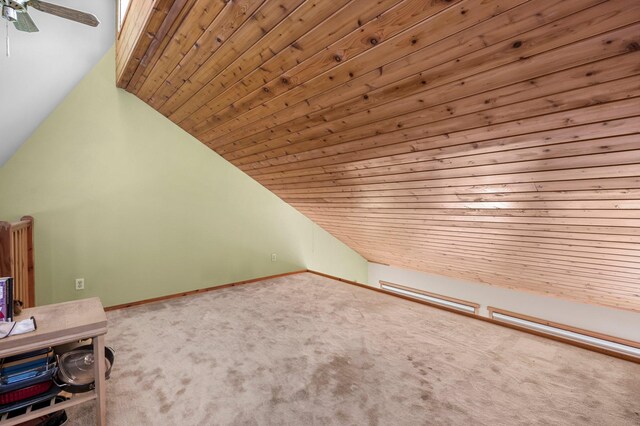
[2,0,28,22]
[4,0,28,11]
[2,6,17,21]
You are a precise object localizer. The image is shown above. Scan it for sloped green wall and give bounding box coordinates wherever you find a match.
[0,47,367,307]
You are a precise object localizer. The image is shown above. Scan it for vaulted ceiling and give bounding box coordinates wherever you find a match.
[116,0,640,312]
[0,0,114,165]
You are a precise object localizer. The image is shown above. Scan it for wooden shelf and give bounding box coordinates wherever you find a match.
[0,297,108,425]
[0,392,95,426]
[0,298,107,358]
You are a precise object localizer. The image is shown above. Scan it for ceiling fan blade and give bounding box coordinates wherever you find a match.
[27,0,99,27]
[13,12,39,32]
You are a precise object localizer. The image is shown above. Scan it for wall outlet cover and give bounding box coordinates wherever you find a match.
[75,278,85,290]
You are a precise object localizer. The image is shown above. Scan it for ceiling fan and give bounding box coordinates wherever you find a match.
[1,0,100,33]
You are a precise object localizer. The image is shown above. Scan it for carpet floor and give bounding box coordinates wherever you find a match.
[66,272,640,425]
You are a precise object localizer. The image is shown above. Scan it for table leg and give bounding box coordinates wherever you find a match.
[93,335,107,425]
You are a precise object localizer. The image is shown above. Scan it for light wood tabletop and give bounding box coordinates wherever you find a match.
[0,297,107,358]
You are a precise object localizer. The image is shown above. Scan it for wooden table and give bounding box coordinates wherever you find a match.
[0,297,108,425]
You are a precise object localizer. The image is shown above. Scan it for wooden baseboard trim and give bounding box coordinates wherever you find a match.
[307,270,481,319]
[104,270,307,311]
[306,270,640,364]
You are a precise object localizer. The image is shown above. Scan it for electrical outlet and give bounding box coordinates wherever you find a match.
[271,253,277,262]
[75,278,85,290]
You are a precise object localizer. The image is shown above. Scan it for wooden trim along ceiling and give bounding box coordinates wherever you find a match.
[116,0,640,312]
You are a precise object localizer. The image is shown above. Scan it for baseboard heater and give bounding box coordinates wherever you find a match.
[488,307,640,358]
[379,281,479,314]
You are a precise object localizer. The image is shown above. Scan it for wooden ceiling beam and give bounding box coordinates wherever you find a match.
[116,0,157,86]
[125,0,199,92]
[133,0,229,99]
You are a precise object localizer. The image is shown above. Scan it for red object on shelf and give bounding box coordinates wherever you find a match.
[0,381,53,405]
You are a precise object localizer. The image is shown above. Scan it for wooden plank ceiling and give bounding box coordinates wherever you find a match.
[116,0,640,312]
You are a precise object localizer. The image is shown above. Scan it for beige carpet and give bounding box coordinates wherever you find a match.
[66,272,640,425]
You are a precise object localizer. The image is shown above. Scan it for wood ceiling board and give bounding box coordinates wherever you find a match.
[214,52,639,159]
[235,99,640,170]
[358,253,640,311]
[226,73,640,166]
[123,0,199,91]
[230,54,640,167]
[251,135,640,185]
[272,179,640,200]
[262,163,640,194]
[356,262,638,308]
[195,0,631,145]
[282,190,640,205]
[355,245,640,289]
[206,0,622,150]
[156,0,364,117]
[120,0,173,84]
[313,228,640,261]
[116,0,157,85]
[309,238,640,278]
[143,0,281,107]
[310,232,640,279]
[133,0,230,98]
[116,0,640,311]
[175,0,474,128]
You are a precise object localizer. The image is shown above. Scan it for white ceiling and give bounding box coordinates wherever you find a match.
[0,0,115,165]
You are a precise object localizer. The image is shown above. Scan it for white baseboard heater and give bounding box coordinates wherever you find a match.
[488,307,640,359]
[379,281,479,314]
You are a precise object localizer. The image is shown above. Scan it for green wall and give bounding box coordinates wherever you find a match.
[0,47,367,307]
